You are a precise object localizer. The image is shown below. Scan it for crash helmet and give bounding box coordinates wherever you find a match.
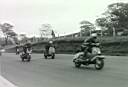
[91,33,97,37]
[49,41,53,44]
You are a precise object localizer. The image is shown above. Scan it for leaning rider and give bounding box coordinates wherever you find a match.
[81,33,99,60]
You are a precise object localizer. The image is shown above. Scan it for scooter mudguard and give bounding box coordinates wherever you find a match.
[73,52,84,60]
[91,55,105,61]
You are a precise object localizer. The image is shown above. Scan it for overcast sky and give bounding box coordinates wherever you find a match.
[0,0,127,37]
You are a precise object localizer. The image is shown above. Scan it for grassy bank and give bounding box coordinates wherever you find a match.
[32,36,128,56]
[6,36,128,56]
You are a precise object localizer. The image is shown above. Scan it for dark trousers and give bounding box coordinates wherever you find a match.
[83,46,92,60]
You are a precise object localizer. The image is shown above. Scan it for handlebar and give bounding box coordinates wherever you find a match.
[91,43,100,46]
[82,43,100,47]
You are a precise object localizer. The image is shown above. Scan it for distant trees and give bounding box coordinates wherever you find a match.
[18,34,28,43]
[0,23,17,45]
[39,24,56,39]
[96,2,128,36]
[96,15,119,36]
[80,20,95,36]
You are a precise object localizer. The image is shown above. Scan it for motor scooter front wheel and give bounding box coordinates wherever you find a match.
[27,55,31,62]
[20,54,24,62]
[95,59,104,70]
[21,58,24,62]
[51,53,55,59]
[44,55,47,59]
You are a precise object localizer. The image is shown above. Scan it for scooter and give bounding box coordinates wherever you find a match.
[20,49,32,62]
[44,46,55,59]
[73,43,105,70]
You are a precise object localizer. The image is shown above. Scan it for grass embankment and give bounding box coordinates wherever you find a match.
[6,36,128,56]
[32,36,128,56]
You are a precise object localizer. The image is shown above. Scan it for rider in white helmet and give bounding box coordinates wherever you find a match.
[91,33,97,37]
[49,41,53,44]
[81,33,99,60]
[45,40,53,54]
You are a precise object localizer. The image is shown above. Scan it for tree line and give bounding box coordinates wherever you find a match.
[1,2,128,45]
[80,2,128,36]
[0,23,18,45]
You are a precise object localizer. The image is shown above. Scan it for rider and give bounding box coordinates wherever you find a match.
[81,33,99,60]
[45,41,53,54]
[23,40,32,54]
[16,43,20,54]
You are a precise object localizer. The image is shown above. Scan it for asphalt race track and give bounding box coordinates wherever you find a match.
[0,53,128,87]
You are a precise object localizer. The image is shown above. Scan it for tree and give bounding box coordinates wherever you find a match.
[39,24,54,38]
[0,23,17,45]
[96,2,128,36]
[19,34,27,43]
[96,15,119,36]
[80,20,95,36]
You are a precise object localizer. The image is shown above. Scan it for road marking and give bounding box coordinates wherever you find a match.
[0,75,17,87]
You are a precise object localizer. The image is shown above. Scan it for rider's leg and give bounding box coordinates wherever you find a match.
[45,48,49,54]
[86,47,92,60]
[83,48,88,60]
[83,46,93,61]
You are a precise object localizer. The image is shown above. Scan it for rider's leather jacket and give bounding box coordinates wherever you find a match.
[81,36,99,53]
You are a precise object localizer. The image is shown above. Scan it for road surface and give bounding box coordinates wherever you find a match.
[0,53,128,87]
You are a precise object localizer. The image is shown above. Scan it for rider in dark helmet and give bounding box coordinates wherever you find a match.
[81,33,99,60]
[23,40,32,54]
[15,42,20,54]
